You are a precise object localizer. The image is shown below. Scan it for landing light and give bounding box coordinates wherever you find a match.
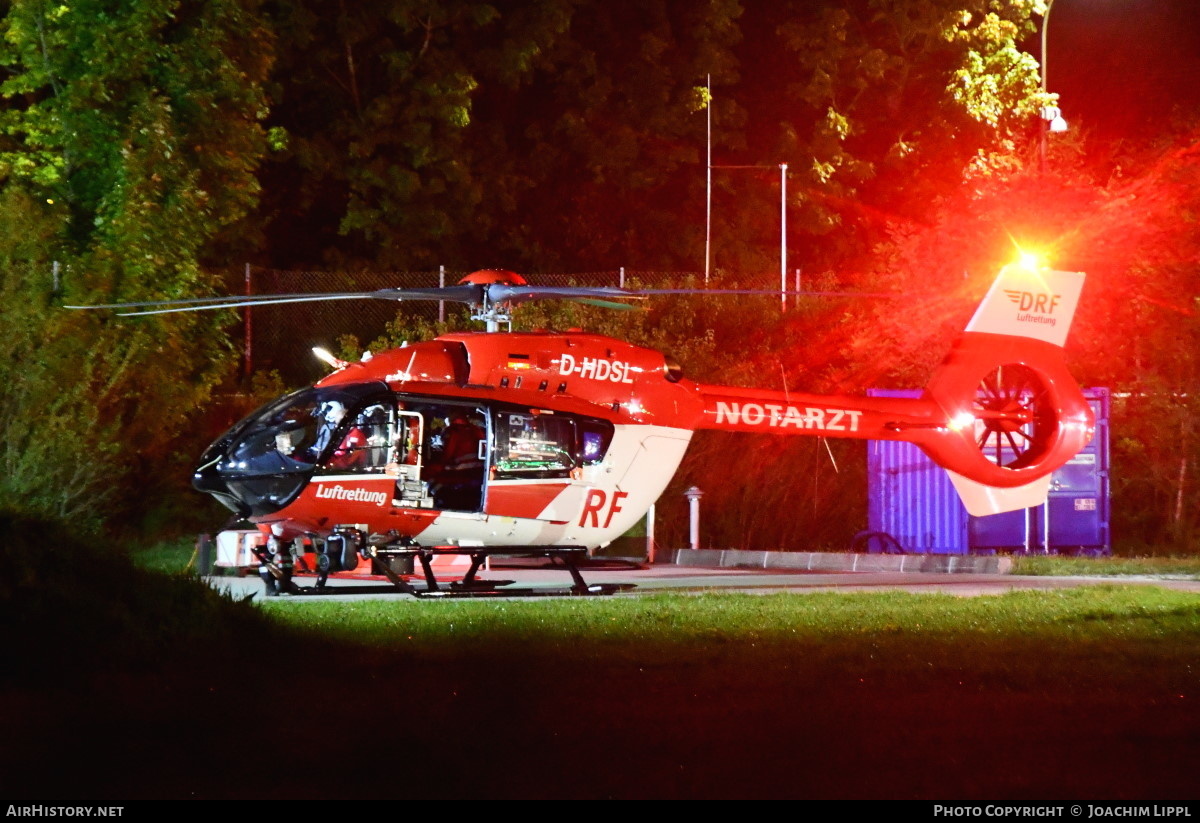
[950,411,976,432]
[312,347,348,370]
[1016,251,1043,271]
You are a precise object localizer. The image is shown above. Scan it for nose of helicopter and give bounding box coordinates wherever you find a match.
[193,444,251,517]
[190,383,388,518]
[192,431,316,518]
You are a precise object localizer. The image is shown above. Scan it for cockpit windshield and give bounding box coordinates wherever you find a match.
[195,382,387,516]
[230,384,384,467]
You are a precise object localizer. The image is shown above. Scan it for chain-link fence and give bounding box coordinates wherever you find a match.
[242,266,703,383]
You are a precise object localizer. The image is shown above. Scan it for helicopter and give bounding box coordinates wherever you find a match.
[69,264,1093,597]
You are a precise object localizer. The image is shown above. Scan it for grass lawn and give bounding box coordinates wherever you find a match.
[239,587,1198,800]
[4,530,1198,801]
[4,515,1198,800]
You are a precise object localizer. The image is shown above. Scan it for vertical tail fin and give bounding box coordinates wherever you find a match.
[964,266,1085,347]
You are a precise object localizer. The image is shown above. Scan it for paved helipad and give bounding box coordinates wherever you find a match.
[205,558,1200,601]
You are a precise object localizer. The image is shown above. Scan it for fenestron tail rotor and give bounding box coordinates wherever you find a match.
[970,364,1055,470]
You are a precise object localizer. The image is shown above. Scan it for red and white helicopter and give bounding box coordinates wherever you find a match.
[71,263,1093,596]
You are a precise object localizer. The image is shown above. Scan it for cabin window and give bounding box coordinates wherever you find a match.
[575,418,613,465]
[492,411,613,480]
[494,413,574,478]
[390,397,488,511]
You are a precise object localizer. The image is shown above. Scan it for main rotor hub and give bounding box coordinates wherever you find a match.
[458,270,528,332]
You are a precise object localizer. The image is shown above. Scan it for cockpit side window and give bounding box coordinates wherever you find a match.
[320,401,392,473]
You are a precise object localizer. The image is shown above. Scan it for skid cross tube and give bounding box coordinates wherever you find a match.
[368,545,615,598]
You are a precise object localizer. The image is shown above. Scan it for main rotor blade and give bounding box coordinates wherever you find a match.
[482,283,896,308]
[486,284,644,304]
[568,297,642,311]
[65,285,484,316]
[63,281,894,319]
[65,293,352,310]
[622,288,897,298]
[112,293,390,316]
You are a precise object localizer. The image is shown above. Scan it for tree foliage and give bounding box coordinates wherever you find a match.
[258,0,743,272]
[0,0,274,529]
[729,0,1047,267]
[1,0,1197,552]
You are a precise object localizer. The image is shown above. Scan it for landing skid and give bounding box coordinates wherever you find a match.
[253,542,633,599]
[369,546,633,598]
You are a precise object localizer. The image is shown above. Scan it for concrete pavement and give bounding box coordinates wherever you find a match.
[204,549,1200,601]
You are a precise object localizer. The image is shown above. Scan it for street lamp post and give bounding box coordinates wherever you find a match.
[1038,0,1068,172]
[705,84,790,307]
[779,163,787,312]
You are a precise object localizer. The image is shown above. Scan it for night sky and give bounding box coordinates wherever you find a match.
[1046,0,1200,139]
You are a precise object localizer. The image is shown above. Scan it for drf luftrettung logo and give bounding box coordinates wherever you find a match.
[1004,289,1061,327]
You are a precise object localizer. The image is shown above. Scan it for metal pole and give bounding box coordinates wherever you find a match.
[1039,0,1055,173]
[619,266,625,289]
[1043,498,1052,555]
[438,265,445,323]
[705,74,712,285]
[690,495,700,550]
[645,503,656,564]
[243,263,252,379]
[780,163,788,312]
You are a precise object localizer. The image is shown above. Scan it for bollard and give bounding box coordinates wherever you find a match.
[684,486,704,550]
[196,533,213,576]
[645,504,656,564]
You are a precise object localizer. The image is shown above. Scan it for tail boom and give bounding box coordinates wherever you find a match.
[687,266,1093,517]
[693,387,944,440]
[691,334,1092,493]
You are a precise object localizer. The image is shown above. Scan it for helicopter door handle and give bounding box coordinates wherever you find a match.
[477,440,487,461]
